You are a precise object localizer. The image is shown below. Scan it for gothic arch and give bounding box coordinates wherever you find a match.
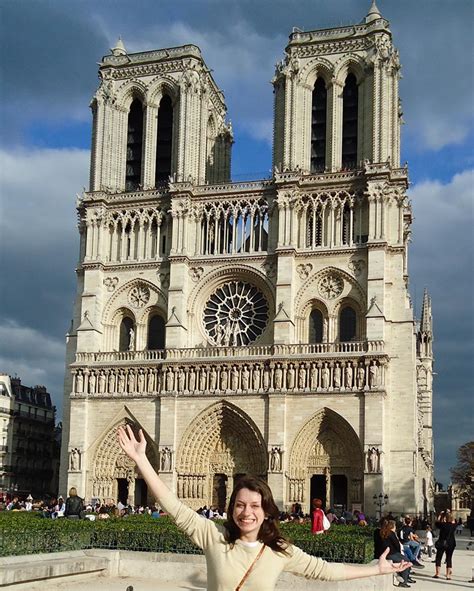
[298,298,329,343]
[333,55,367,86]
[295,266,366,318]
[148,77,180,107]
[89,415,159,500]
[176,400,267,476]
[301,57,334,88]
[115,80,148,111]
[288,407,363,479]
[103,278,167,325]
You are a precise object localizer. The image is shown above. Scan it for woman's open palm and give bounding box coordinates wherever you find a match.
[378,548,412,575]
[117,424,146,462]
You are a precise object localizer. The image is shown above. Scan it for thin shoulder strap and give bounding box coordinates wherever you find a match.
[235,544,265,591]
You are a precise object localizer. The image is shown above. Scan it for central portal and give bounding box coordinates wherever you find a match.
[310,475,327,508]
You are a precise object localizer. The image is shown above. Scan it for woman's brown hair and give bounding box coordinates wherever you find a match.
[224,475,289,554]
[380,519,396,539]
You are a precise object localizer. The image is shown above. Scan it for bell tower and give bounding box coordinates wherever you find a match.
[273,0,402,173]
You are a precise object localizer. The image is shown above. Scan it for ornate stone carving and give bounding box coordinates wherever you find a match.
[158,272,170,288]
[103,276,119,292]
[189,267,204,282]
[69,448,81,471]
[296,263,313,280]
[348,259,365,277]
[367,447,381,473]
[160,447,173,472]
[269,447,282,472]
[128,284,150,308]
[318,274,344,299]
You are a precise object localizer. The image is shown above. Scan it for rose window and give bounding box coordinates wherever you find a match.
[318,274,343,299]
[128,284,150,308]
[204,281,269,346]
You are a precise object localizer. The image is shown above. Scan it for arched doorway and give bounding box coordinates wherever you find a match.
[176,401,267,509]
[288,408,363,513]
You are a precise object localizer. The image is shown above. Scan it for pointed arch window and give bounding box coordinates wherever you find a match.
[156,95,173,183]
[339,306,357,342]
[126,99,144,191]
[342,73,358,169]
[119,317,134,351]
[309,309,324,343]
[311,77,327,172]
[147,314,165,350]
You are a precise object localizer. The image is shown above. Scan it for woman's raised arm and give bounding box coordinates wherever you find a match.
[117,425,169,502]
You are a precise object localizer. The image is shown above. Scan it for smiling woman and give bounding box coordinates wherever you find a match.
[117,425,412,591]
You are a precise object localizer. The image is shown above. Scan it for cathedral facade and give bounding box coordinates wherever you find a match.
[60,2,434,516]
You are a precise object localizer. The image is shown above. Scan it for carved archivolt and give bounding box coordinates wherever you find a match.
[288,407,363,480]
[103,278,167,326]
[176,401,266,475]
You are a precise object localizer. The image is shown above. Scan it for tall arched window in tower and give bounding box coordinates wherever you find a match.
[126,99,144,191]
[309,309,324,343]
[156,95,173,183]
[339,306,357,342]
[341,73,358,169]
[147,315,165,350]
[311,78,327,172]
[119,317,135,351]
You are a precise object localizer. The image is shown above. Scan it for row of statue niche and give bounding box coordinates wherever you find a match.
[159,447,173,472]
[177,475,205,499]
[288,479,305,502]
[69,447,82,472]
[269,447,283,472]
[367,447,382,473]
[73,359,383,395]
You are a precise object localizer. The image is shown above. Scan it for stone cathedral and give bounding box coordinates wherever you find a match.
[60,2,435,517]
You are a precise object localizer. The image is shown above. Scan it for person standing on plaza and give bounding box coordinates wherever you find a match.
[311,498,326,535]
[425,524,434,559]
[64,487,84,519]
[117,424,412,590]
[433,512,457,580]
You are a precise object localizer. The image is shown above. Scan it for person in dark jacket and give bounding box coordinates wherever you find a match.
[434,512,457,580]
[374,518,387,559]
[65,487,84,519]
[380,520,414,588]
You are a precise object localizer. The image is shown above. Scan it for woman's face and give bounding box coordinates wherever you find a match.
[232,488,266,541]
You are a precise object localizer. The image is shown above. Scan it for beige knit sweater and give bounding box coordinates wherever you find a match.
[159,489,347,591]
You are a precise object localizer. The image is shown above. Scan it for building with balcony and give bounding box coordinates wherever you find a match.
[0,374,59,498]
[60,1,434,516]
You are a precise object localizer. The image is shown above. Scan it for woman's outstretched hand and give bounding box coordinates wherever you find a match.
[377,548,412,575]
[117,424,146,464]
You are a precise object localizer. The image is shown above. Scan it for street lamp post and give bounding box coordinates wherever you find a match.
[373,493,389,519]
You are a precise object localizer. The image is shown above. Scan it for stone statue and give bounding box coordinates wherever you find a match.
[75,371,84,393]
[188,367,196,391]
[220,367,228,390]
[137,369,145,393]
[321,364,330,389]
[241,366,250,390]
[128,369,136,393]
[298,365,306,389]
[274,364,283,389]
[253,366,260,390]
[287,364,295,389]
[333,363,341,388]
[118,371,125,393]
[128,327,135,351]
[209,367,217,390]
[231,366,239,390]
[161,447,172,471]
[263,365,270,390]
[147,368,155,392]
[178,369,185,391]
[166,368,174,391]
[69,448,80,471]
[98,371,106,394]
[200,368,207,391]
[310,365,318,389]
[345,363,353,389]
[88,371,96,394]
[108,371,116,393]
[270,447,281,472]
[215,323,224,346]
[369,362,379,388]
[368,447,379,472]
[357,364,366,389]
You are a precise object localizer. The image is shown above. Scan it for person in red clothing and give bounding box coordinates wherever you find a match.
[311,498,325,535]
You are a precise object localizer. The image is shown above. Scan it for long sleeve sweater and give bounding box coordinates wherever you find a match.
[159,489,347,591]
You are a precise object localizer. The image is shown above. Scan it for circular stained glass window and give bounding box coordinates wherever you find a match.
[204,281,269,346]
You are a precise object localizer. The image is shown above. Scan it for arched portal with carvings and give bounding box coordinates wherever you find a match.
[288,408,363,512]
[176,401,267,509]
[90,422,159,505]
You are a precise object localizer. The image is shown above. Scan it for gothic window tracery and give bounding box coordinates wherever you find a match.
[199,200,269,255]
[309,309,324,344]
[341,73,358,169]
[147,314,165,350]
[203,281,269,346]
[339,305,357,342]
[311,77,327,172]
[156,95,173,183]
[119,316,135,352]
[126,99,144,191]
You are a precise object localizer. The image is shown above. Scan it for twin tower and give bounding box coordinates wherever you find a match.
[61,2,434,517]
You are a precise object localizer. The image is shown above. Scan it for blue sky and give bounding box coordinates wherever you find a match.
[0,0,473,488]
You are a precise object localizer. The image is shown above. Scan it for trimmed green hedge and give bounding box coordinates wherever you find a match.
[0,512,374,563]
